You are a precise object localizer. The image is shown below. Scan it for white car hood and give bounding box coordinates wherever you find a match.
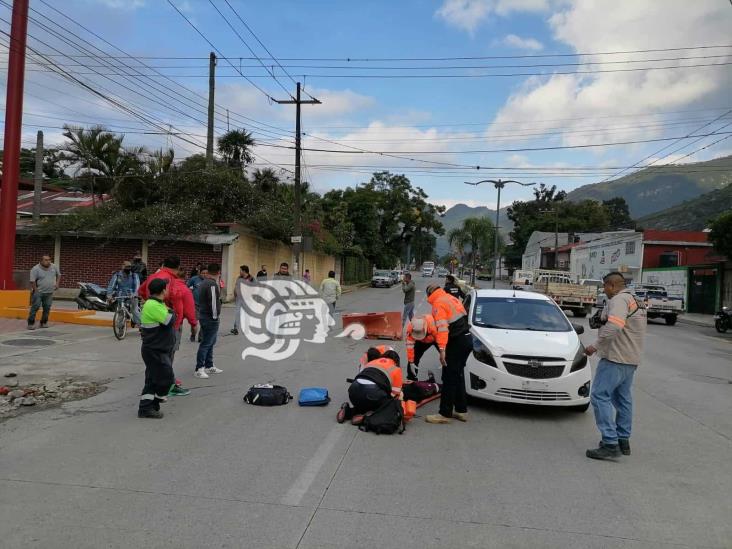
[472,326,579,360]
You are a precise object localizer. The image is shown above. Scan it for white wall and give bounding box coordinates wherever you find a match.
[642,268,688,303]
[571,233,643,283]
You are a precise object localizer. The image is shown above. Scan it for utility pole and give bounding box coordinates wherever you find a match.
[465,179,536,288]
[0,0,29,290]
[32,131,43,223]
[205,52,216,169]
[274,82,321,276]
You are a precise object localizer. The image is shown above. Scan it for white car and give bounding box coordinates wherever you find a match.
[464,289,591,411]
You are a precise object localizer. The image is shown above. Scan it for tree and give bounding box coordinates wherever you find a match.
[603,197,634,230]
[217,129,254,168]
[708,211,732,260]
[448,216,496,284]
[146,148,175,177]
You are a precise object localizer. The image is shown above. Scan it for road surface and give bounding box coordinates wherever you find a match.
[0,277,730,548]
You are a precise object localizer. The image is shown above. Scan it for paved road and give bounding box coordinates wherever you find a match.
[0,277,730,548]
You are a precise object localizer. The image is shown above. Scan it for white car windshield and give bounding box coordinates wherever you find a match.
[472,297,572,332]
[374,271,390,277]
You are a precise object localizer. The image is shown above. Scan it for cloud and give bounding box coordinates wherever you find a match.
[487,1,732,150]
[503,34,544,51]
[436,0,550,33]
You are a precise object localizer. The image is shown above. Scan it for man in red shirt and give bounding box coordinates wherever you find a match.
[139,256,198,396]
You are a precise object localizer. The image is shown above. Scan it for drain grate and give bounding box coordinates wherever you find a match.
[2,338,56,347]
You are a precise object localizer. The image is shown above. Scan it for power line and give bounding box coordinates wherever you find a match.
[205,0,293,98]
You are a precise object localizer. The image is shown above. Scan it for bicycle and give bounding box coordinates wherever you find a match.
[111,294,137,340]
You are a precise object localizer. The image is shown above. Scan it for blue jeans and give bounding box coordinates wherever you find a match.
[591,359,637,445]
[28,292,53,326]
[403,302,415,326]
[196,318,219,370]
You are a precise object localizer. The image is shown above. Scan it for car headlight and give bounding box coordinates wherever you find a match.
[570,344,588,372]
[472,338,497,368]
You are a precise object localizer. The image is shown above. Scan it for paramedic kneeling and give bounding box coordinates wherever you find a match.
[337,348,403,424]
[405,314,439,381]
[585,272,647,460]
[424,284,472,424]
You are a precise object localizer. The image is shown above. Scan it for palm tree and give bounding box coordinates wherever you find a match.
[217,129,255,168]
[448,216,496,285]
[147,148,175,177]
[62,125,122,176]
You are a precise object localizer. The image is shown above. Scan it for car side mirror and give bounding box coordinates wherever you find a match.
[572,324,585,335]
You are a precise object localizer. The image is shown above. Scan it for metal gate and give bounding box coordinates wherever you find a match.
[687,268,718,314]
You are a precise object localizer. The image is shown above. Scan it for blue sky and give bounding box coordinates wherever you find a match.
[2,0,731,210]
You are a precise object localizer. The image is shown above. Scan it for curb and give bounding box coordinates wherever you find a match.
[677,317,715,329]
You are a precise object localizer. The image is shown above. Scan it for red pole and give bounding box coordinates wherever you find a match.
[0,0,29,290]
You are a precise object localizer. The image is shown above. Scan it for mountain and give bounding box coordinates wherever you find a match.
[434,203,513,258]
[566,155,732,218]
[636,183,732,231]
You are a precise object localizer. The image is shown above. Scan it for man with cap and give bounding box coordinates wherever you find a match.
[405,314,439,381]
[138,278,176,419]
[107,260,141,325]
[424,283,473,424]
[131,251,148,283]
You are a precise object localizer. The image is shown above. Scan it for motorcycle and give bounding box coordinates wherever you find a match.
[74,282,112,312]
[714,306,730,334]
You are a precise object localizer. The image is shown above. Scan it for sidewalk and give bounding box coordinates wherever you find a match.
[678,313,716,328]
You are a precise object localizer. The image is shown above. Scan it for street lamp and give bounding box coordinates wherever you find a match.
[464,179,536,288]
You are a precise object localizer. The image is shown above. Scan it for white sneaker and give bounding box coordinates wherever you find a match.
[194,369,210,379]
[204,366,223,374]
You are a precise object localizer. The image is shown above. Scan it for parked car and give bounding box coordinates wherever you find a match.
[371,270,393,288]
[464,289,591,412]
[389,270,401,285]
[476,272,492,281]
[436,267,449,277]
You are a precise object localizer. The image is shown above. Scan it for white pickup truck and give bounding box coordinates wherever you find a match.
[532,270,596,318]
[632,284,684,326]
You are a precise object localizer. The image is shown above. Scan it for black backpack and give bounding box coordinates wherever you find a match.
[243,384,292,406]
[354,366,392,395]
[359,398,405,435]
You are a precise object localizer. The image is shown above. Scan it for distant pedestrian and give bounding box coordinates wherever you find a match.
[137,278,176,419]
[256,265,268,280]
[273,262,291,278]
[106,260,141,325]
[27,254,60,330]
[585,272,647,460]
[131,251,148,283]
[194,263,224,379]
[189,262,203,279]
[401,273,416,326]
[231,265,253,335]
[319,270,342,315]
[303,269,312,284]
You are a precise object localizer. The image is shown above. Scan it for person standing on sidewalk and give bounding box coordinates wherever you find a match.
[256,265,268,280]
[186,267,207,342]
[424,284,472,425]
[137,279,176,419]
[231,265,253,335]
[303,269,312,284]
[27,254,60,330]
[273,262,291,278]
[585,272,647,460]
[401,273,416,327]
[194,263,224,379]
[131,251,148,283]
[319,270,342,315]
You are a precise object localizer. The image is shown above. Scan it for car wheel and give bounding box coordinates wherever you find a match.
[665,315,677,326]
[571,403,590,413]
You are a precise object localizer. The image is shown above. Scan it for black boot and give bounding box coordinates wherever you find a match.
[618,439,631,456]
[586,443,621,460]
[138,407,164,419]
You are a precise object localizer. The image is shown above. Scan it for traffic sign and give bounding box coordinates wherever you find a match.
[290,236,302,243]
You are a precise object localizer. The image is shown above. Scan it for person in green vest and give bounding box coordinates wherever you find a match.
[138,278,177,419]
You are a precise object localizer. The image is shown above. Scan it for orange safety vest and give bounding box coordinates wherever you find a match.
[427,288,467,350]
[405,314,438,363]
[363,357,403,397]
[358,344,394,369]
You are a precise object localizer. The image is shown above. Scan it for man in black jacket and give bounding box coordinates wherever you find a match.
[444,275,465,300]
[194,263,224,379]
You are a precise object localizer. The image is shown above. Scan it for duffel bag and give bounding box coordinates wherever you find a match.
[243,384,292,406]
[298,387,331,406]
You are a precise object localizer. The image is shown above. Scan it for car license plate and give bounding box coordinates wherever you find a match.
[522,379,550,391]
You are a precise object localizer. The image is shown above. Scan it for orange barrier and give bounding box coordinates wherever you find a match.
[341,311,403,340]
